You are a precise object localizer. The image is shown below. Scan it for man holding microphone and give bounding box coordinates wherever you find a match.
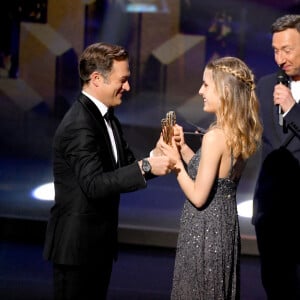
[253,14,300,300]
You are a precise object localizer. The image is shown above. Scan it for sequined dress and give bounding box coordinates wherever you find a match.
[171,149,241,300]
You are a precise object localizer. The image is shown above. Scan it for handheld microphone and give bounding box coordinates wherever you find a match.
[276,69,289,126]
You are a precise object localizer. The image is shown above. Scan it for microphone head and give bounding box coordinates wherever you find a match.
[277,69,289,87]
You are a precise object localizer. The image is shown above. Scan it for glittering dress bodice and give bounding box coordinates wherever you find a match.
[171,149,241,300]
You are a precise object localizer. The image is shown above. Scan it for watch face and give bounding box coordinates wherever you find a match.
[142,159,151,172]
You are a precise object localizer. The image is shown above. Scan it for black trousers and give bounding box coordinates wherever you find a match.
[255,219,300,300]
[53,260,113,300]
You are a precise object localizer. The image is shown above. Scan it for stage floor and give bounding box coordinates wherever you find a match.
[0,150,260,255]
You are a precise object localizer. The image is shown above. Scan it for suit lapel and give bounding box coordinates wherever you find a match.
[110,116,125,166]
[78,93,117,167]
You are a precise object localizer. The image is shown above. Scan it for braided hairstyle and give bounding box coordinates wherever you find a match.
[206,56,262,159]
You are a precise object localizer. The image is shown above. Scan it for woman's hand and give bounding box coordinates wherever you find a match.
[157,135,182,173]
[153,124,187,165]
[173,124,186,151]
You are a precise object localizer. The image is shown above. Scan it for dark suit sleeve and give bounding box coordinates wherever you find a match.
[55,115,146,201]
[284,102,300,140]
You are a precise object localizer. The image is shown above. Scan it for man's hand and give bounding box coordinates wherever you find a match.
[147,156,176,176]
[274,84,296,113]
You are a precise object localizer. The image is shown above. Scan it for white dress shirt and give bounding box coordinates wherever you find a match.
[82,90,118,162]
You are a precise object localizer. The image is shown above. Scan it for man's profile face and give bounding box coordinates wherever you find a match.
[99,59,131,107]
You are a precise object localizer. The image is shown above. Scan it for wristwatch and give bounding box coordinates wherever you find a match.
[142,158,152,174]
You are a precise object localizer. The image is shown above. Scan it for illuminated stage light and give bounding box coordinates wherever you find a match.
[122,0,168,13]
[237,200,253,218]
[126,3,157,12]
[31,182,54,201]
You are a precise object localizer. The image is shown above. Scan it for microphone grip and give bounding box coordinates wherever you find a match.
[278,105,283,126]
[276,68,289,126]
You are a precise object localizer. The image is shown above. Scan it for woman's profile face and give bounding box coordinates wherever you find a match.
[199,68,220,114]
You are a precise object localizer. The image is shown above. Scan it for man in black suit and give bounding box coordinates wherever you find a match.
[252,14,300,300]
[43,42,175,300]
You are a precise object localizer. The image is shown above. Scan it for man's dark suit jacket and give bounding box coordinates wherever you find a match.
[252,73,300,225]
[43,93,147,266]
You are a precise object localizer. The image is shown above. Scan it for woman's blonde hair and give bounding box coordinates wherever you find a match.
[206,56,262,159]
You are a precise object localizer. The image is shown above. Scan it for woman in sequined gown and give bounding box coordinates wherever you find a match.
[158,57,262,300]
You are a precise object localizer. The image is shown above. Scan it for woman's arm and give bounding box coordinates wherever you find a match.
[159,129,225,208]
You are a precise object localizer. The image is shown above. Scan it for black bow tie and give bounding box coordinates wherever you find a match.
[104,108,114,121]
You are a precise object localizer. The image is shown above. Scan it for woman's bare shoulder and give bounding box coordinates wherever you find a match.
[203,127,225,142]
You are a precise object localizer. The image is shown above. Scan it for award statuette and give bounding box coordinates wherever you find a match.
[161,111,176,145]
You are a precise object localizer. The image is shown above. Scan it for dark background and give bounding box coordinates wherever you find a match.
[0,1,297,299]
